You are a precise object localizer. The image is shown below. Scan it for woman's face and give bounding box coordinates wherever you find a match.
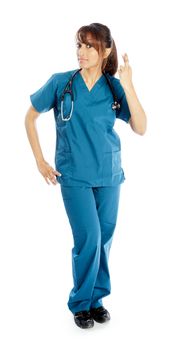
[76,34,104,70]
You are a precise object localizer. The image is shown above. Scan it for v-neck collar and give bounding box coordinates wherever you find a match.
[77,70,105,94]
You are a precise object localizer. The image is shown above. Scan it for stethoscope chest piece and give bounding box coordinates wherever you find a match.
[112,101,120,110]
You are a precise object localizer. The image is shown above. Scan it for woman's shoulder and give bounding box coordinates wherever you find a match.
[46,68,78,95]
[106,73,120,84]
[52,68,78,83]
[106,73,125,100]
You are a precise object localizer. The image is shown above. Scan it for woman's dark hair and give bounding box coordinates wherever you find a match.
[75,23,118,76]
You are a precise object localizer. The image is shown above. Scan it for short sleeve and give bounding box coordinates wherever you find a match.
[113,78,131,124]
[30,74,58,113]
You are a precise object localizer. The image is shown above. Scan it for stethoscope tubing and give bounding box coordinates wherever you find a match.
[60,68,120,121]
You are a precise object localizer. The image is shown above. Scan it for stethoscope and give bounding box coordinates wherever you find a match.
[60,68,120,121]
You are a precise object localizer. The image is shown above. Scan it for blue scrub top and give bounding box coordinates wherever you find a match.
[30,68,131,187]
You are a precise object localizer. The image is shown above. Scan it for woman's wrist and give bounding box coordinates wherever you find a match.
[36,157,46,166]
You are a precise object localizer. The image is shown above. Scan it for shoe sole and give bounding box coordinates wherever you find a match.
[74,322,94,329]
[74,319,94,329]
[93,317,110,323]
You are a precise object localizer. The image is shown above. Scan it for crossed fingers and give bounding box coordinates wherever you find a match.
[118,53,129,73]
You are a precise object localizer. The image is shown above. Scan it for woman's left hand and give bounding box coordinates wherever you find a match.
[118,53,133,89]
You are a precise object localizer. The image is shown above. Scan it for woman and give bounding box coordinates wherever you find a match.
[25,23,147,329]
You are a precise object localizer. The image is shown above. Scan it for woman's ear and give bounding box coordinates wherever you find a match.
[103,48,112,59]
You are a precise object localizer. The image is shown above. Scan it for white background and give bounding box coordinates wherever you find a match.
[0,0,175,348]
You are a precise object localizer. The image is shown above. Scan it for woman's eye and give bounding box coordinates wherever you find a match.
[76,43,92,49]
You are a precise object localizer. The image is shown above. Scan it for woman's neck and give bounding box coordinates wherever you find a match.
[80,67,103,85]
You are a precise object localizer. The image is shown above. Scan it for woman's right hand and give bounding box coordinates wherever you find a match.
[36,159,62,185]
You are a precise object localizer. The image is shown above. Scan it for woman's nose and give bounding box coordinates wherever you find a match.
[78,47,86,56]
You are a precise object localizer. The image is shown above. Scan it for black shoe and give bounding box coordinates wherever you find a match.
[90,306,111,323]
[74,310,94,329]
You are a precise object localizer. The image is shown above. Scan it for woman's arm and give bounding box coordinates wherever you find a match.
[24,105,61,185]
[123,83,147,135]
[118,53,147,135]
[24,105,45,164]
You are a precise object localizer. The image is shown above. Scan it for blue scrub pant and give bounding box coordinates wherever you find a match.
[60,185,121,314]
